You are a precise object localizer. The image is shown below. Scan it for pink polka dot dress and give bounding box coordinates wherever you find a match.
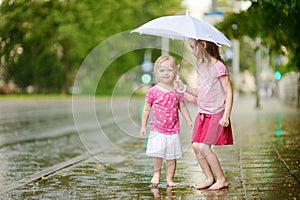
[146,86,184,135]
[145,86,185,160]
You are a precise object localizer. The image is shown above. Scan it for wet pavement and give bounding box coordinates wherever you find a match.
[0,95,299,199]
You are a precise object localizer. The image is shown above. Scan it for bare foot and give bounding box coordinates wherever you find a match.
[208,180,229,190]
[151,175,160,186]
[166,180,177,187]
[196,179,214,190]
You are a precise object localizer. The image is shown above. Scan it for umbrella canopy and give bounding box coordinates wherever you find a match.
[131,14,231,47]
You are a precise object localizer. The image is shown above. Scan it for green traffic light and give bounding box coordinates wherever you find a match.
[141,74,152,84]
[274,71,282,81]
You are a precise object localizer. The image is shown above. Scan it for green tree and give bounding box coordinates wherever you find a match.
[0,0,75,93]
[0,0,181,94]
[218,0,300,73]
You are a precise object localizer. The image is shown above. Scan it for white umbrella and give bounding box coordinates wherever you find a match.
[131,12,232,47]
[131,11,231,79]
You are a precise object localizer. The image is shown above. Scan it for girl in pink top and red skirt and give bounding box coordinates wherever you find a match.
[175,39,234,190]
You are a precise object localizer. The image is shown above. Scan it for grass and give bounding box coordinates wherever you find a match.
[0,94,72,100]
[0,93,146,100]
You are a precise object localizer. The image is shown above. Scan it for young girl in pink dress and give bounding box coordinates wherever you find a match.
[140,55,193,187]
[175,39,233,190]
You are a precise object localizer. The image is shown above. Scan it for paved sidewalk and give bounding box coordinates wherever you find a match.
[1,96,299,199]
[176,95,300,199]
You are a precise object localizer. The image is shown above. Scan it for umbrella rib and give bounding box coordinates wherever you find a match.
[178,38,185,77]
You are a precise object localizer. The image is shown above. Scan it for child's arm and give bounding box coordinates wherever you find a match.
[174,80,198,97]
[179,101,193,128]
[140,102,151,138]
[219,75,233,127]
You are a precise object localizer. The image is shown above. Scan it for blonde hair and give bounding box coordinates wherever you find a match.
[153,55,177,83]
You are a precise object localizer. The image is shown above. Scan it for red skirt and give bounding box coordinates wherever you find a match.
[192,112,233,145]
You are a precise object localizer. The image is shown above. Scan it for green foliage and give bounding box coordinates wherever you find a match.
[0,0,181,94]
[218,0,300,73]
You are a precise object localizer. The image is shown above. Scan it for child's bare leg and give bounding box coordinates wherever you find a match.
[205,151,229,190]
[192,143,214,189]
[166,159,177,186]
[151,157,163,185]
[197,158,215,189]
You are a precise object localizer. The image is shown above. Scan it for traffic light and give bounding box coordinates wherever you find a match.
[141,74,152,84]
[274,71,282,81]
[141,60,153,84]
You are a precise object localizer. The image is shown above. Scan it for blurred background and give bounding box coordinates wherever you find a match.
[0,0,299,108]
[0,1,299,199]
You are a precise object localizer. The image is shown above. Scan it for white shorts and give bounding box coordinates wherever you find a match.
[146,131,183,160]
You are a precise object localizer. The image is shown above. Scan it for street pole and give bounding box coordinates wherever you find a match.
[298,76,300,108]
[212,0,217,11]
[161,37,169,56]
[255,37,261,108]
[232,39,240,99]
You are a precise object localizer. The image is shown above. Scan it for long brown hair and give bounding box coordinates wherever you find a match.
[194,40,225,64]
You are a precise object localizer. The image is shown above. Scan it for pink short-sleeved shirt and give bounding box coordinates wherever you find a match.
[197,61,229,114]
[145,86,184,134]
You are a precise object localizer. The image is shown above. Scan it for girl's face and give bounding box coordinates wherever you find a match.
[156,60,176,84]
[188,39,205,60]
[188,39,199,59]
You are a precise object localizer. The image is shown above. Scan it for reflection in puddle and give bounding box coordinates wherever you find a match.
[197,188,229,200]
[275,111,284,149]
[150,186,229,200]
[151,186,174,200]
[275,112,282,136]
